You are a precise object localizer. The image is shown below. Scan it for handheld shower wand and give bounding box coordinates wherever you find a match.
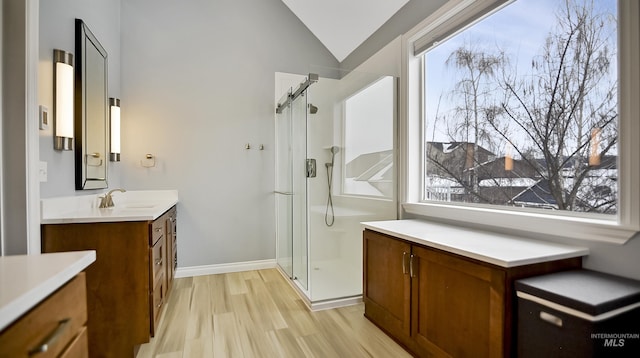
[325,146,340,226]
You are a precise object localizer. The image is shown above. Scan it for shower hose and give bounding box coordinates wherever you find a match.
[325,158,335,227]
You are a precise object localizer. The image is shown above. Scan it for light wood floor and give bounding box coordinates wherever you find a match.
[135,269,411,358]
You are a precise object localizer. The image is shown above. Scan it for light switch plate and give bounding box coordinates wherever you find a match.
[39,105,49,130]
[39,161,48,182]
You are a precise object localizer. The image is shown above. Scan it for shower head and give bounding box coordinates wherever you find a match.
[330,146,340,155]
[308,104,318,114]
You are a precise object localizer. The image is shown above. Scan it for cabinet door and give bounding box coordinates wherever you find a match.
[150,234,165,289]
[411,246,505,358]
[363,230,411,338]
[165,208,177,293]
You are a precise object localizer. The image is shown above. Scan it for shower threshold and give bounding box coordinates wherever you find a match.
[275,265,362,311]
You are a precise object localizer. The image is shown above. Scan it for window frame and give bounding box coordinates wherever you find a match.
[400,0,639,244]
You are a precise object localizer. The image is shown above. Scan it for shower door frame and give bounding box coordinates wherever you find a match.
[290,91,309,291]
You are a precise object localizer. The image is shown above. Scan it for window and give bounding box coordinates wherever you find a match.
[343,76,395,199]
[424,0,618,214]
[402,0,639,243]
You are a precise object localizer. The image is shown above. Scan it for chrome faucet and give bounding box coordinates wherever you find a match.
[99,188,126,208]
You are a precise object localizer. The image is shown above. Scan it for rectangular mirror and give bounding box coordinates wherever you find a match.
[75,18,108,190]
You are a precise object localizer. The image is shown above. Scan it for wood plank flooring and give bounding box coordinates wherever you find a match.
[135,269,411,358]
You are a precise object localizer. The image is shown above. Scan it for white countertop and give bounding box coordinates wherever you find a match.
[41,190,178,224]
[362,219,589,268]
[0,251,96,331]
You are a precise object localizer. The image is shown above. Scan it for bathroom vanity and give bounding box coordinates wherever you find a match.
[40,190,178,357]
[362,220,589,358]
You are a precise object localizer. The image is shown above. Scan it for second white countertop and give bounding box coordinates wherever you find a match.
[362,219,589,268]
[41,190,178,224]
[0,251,96,331]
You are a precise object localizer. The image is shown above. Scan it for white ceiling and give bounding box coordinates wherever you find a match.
[281,0,410,62]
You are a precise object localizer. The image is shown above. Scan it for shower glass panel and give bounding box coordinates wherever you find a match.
[291,92,309,290]
[307,73,397,303]
[275,91,293,278]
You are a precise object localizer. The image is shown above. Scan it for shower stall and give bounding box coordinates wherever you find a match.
[275,71,397,309]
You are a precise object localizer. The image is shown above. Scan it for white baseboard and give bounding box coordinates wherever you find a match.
[175,259,277,278]
[310,296,363,311]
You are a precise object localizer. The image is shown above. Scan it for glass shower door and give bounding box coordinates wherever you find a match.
[275,88,309,291]
[275,92,293,278]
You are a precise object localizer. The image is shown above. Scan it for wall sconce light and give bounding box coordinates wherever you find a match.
[53,49,74,151]
[109,98,121,161]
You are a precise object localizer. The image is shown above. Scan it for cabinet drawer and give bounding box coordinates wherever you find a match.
[150,273,165,337]
[59,326,88,358]
[151,238,165,286]
[150,220,164,245]
[0,274,87,358]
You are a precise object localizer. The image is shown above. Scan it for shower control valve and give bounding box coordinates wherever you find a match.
[306,159,317,178]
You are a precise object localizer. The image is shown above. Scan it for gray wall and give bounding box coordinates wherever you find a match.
[561,233,640,281]
[38,0,122,198]
[120,0,339,267]
[340,0,447,72]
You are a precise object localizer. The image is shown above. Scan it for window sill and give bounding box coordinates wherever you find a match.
[402,202,637,245]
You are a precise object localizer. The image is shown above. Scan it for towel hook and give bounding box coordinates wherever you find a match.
[141,154,156,168]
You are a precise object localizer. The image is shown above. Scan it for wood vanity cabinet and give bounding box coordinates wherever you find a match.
[0,273,88,358]
[41,206,177,358]
[363,229,582,358]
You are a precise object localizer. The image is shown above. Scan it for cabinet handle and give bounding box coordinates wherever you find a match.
[156,259,163,266]
[155,228,163,233]
[409,254,415,278]
[157,288,164,309]
[28,318,70,355]
[402,252,408,274]
[539,311,563,327]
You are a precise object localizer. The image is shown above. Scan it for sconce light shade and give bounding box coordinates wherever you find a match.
[110,98,121,161]
[53,49,74,151]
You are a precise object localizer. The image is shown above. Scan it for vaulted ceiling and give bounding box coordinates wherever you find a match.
[281,0,410,62]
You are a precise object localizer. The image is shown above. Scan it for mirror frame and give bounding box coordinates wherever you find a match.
[74,18,109,190]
